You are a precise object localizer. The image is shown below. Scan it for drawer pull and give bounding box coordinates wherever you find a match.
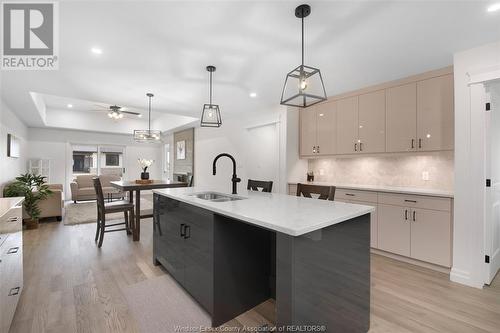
[8,287,20,296]
[413,211,416,222]
[7,217,19,222]
[345,193,355,197]
[7,247,19,254]
[404,199,417,203]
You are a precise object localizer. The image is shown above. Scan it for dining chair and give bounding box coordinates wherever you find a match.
[247,179,273,193]
[93,177,135,248]
[296,183,336,201]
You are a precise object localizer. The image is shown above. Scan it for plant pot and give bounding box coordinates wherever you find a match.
[24,218,39,230]
[141,172,150,180]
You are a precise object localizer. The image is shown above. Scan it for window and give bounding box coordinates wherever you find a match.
[105,153,120,166]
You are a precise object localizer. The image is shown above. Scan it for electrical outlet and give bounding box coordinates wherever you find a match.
[422,171,429,181]
[319,169,325,176]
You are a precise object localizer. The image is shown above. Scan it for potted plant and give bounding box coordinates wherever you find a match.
[138,159,154,180]
[4,173,52,229]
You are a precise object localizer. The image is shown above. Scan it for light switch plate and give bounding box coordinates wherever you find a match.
[422,171,429,181]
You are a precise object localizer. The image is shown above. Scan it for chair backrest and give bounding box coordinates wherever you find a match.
[187,173,194,187]
[92,177,106,215]
[247,179,273,193]
[296,183,335,201]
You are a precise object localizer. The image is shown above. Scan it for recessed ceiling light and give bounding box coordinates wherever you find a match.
[249,92,257,98]
[67,104,73,108]
[487,3,500,12]
[91,47,102,55]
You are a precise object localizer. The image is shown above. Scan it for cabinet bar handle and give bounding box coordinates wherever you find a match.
[345,193,355,196]
[7,247,19,254]
[404,199,417,203]
[411,139,415,149]
[359,142,363,151]
[418,138,422,149]
[354,143,358,152]
[404,209,408,220]
[180,223,186,237]
[8,287,20,296]
[184,225,191,239]
[413,211,416,221]
[7,217,19,222]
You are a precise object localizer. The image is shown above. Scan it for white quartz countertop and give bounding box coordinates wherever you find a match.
[288,181,453,198]
[0,197,24,219]
[152,187,374,236]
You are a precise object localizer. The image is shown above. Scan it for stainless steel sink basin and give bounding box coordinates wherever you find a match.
[189,192,245,202]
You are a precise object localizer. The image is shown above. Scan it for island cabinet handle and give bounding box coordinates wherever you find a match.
[180,223,186,237]
[8,287,20,296]
[184,225,191,239]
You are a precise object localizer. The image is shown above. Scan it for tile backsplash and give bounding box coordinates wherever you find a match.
[308,151,453,191]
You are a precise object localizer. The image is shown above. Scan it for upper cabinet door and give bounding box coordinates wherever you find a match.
[417,75,454,151]
[358,90,386,153]
[299,107,317,156]
[336,96,359,154]
[316,101,337,155]
[386,83,417,152]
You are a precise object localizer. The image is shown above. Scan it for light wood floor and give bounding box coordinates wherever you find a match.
[10,219,500,333]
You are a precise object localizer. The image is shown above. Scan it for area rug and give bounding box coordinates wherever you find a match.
[64,196,153,225]
[123,275,211,333]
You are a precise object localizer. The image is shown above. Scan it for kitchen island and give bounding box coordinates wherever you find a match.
[152,187,374,332]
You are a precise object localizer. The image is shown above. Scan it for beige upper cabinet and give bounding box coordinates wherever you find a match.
[316,101,336,155]
[299,107,317,156]
[417,75,454,151]
[358,90,386,153]
[336,96,359,154]
[299,102,336,156]
[386,83,417,152]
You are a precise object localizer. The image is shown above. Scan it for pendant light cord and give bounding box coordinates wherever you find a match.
[209,71,213,105]
[301,14,304,66]
[148,95,152,133]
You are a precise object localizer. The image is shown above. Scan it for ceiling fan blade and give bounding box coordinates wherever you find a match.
[121,111,140,116]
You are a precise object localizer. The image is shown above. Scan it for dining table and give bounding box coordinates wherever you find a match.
[110,179,188,241]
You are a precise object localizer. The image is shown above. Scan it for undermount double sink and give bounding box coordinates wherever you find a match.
[189,191,246,202]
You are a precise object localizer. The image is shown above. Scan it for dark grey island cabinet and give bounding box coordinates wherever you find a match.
[153,192,371,332]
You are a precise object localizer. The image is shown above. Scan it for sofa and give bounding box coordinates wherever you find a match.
[70,174,124,203]
[22,184,64,221]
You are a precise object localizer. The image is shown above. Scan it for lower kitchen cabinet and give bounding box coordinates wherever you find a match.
[378,204,411,257]
[153,194,214,314]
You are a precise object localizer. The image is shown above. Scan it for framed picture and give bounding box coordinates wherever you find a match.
[7,134,20,158]
[176,140,186,160]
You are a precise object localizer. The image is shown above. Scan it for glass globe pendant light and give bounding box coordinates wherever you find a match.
[133,93,162,143]
[200,65,222,127]
[280,4,327,108]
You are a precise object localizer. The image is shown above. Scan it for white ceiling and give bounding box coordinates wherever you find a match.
[1,0,499,134]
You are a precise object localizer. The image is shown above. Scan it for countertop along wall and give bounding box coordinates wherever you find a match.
[307,151,454,191]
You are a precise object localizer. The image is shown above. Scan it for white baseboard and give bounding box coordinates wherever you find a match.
[450,267,484,289]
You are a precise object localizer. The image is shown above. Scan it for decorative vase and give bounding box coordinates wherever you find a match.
[141,172,150,180]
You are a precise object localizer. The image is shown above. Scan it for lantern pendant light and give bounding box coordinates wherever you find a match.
[280,4,327,108]
[200,65,222,127]
[133,93,162,143]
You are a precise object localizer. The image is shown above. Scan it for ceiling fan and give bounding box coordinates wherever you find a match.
[91,104,142,120]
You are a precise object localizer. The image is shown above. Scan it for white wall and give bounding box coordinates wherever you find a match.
[194,106,287,194]
[0,101,28,195]
[453,41,500,288]
[27,128,162,200]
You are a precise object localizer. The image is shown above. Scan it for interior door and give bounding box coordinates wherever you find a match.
[386,83,417,152]
[358,90,386,153]
[336,96,359,154]
[417,75,454,151]
[315,101,336,155]
[377,204,410,257]
[485,81,500,284]
[299,108,317,156]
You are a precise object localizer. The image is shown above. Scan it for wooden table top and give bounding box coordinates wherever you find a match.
[110,179,188,191]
